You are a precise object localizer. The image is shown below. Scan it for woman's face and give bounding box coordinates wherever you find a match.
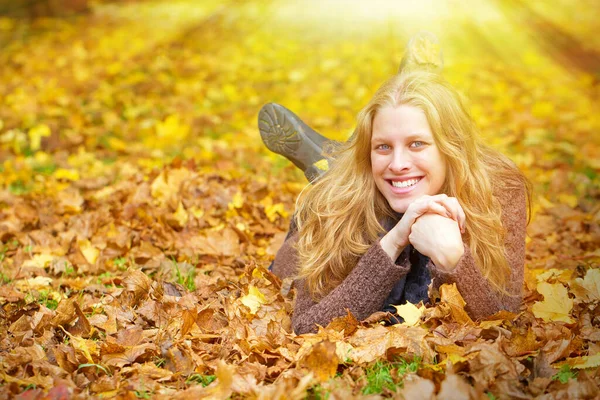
[371,104,447,213]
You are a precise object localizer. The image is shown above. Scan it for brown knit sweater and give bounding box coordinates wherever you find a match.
[271,184,527,334]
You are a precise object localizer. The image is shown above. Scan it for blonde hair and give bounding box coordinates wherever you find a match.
[295,70,530,299]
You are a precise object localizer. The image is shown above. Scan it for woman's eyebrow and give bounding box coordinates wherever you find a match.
[372,133,430,142]
[405,133,431,141]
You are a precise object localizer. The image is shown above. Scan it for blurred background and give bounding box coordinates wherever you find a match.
[1,3,599,397]
[0,0,598,207]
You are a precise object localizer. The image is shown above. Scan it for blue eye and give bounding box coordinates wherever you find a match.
[410,141,425,148]
[376,144,391,150]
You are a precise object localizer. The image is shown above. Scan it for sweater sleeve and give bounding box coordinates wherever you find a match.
[427,183,527,320]
[271,234,411,334]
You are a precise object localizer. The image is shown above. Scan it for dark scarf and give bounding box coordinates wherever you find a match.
[380,213,431,323]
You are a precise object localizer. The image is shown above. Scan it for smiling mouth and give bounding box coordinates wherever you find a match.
[388,177,422,189]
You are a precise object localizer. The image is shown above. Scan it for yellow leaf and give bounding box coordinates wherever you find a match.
[536,268,572,284]
[299,341,339,382]
[240,285,268,314]
[251,267,265,280]
[107,137,127,151]
[189,206,205,219]
[313,159,329,171]
[229,191,244,209]
[393,302,423,326]
[79,240,100,264]
[0,17,15,31]
[265,203,288,222]
[156,114,189,141]
[172,201,188,227]
[559,353,600,370]
[70,334,98,364]
[532,282,574,323]
[537,196,555,209]
[204,360,234,399]
[571,268,600,302]
[531,101,554,118]
[150,168,190,204]
[54,168,80,181]
[28,124,51,151]
[558,194,578,208]
[14,276,53,291]
[23,254,54,269]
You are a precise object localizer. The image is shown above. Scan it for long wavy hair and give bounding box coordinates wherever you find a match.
[294,70,530,299]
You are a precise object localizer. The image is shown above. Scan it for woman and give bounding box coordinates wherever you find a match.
[263,53,529,337]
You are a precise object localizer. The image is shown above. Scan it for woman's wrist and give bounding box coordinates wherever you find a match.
[380,230,407,262]
[432,242,464,271]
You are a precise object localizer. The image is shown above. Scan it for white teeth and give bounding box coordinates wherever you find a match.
[391,179,419,188]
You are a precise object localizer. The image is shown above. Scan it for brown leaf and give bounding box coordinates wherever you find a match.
[437,372,481,400]
[71,301,92,337]
[326,309,358,336]
[439,284,474,325]
[180,308,197,338]
[465,342,523,390]
[347,324,434,364]
[114,327,144,347]
[398,376,435,400]
[298,340,339,382]
[51,299,77,327]
[122,269,151,304]
[503,327,541,357]
[102,343,157,368]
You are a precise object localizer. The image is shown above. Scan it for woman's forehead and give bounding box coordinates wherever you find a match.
[371,105,433,140]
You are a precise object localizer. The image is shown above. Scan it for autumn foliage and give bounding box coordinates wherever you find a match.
[0,1,599,399]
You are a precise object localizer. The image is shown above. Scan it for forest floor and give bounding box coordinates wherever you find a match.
[0,0,599,398]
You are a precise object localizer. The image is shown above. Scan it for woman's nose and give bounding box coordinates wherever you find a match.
[388,150,411,173]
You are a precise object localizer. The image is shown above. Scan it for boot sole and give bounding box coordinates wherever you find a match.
[258,103,329,175]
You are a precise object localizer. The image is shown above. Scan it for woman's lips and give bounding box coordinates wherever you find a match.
[387,177,422,194]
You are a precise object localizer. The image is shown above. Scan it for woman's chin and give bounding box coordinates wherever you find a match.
[389,201,409,214]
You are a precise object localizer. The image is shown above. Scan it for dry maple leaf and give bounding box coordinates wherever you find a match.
[393,301,424,326]
[439,283,475,325]
[298,340,338,382]
[532,282,574,323]
[570,268,600,302]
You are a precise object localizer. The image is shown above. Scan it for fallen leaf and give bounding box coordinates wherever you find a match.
[393,302,424,326]
[558,353,600,369]
[532,282,574,323]
[298,340,338,382]
[79,240,100,264]
[570,268,600,302]
[440,283,474,325]
[240,285,268,314]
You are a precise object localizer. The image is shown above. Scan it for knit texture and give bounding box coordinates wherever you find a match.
[271,183,527,334]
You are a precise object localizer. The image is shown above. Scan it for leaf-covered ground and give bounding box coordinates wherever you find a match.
[0,1,599,398]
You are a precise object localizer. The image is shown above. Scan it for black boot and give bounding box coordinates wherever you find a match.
[258,103,339,182]
[258,32,443,182]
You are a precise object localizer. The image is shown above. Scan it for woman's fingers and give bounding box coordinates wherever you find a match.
[423,200,450,219]
[411,195,467,233]
[440,197,466,232]
[405,198,449,225]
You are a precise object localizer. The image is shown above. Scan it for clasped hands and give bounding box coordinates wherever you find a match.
[380,194,466,271]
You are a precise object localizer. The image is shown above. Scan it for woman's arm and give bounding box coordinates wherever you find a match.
[425,184,527,319]
[271,235,411,334]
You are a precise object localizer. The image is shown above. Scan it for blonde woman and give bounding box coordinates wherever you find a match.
[260,37,530,335]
